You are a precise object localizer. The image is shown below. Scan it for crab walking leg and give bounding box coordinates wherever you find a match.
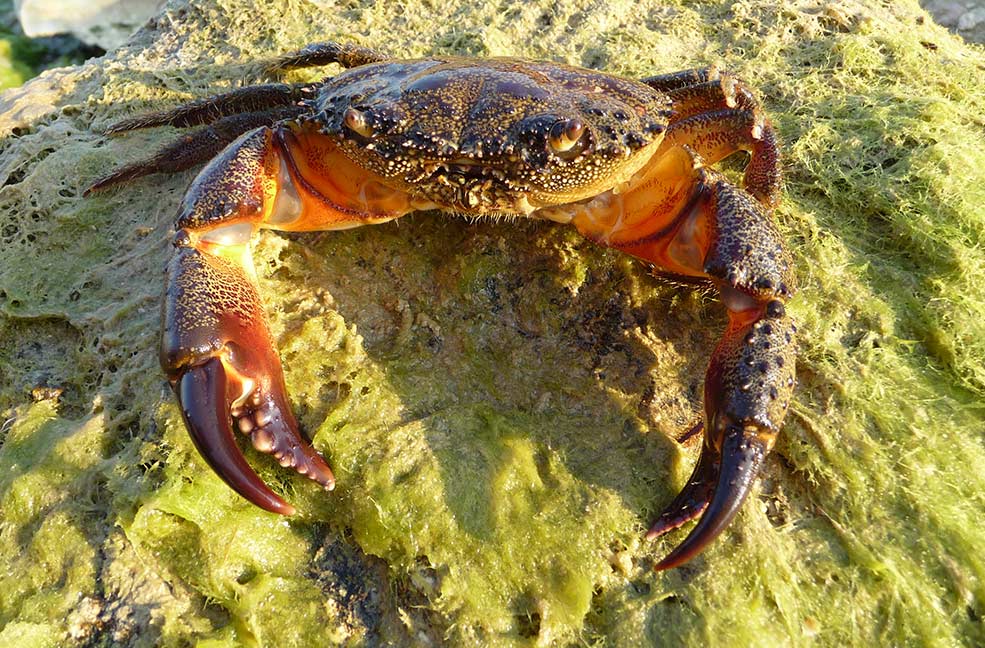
[571,147,796,569]
[103,83,312,134]
[86,107,305,194]
[267,41,390,73]
[642,67,767,124]
[641,67,718,92]
[658,108,781,207]
[162,124,419,513]
[642,67,782,206]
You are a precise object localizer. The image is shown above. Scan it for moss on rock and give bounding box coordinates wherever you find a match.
[0,0,983,645]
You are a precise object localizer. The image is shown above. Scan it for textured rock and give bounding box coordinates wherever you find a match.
[0,0,984,646]
[15,0,165,49]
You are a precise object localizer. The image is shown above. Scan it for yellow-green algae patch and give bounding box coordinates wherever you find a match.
[0,0,984,645]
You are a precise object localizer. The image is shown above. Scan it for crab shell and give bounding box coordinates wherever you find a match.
[310,57,671,213]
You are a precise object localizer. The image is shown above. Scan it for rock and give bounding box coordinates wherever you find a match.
[15,0,165,49]
[920,0,985,42]
[956,6,985,31]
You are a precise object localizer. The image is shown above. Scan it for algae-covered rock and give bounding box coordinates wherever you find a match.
[0,0,983,645]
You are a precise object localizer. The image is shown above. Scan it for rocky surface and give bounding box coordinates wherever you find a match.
[14,0,164,50]
[12,0,985,53]
[0,0,983,646]
[921,0,985,42]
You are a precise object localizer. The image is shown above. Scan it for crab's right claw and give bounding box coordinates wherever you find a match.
[649,422,773,571]
[162,244,335,514]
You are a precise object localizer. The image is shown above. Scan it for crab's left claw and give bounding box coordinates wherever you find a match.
[175,357,295,514]
[162,243,335,513]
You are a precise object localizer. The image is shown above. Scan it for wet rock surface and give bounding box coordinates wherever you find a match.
[921,0,985,42]
[14,0,165,49]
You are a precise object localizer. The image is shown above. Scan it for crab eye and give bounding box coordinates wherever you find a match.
[343,107,375,137]
[548,118,585,153]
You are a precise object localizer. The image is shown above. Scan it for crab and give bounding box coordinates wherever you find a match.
[88,41,796,571]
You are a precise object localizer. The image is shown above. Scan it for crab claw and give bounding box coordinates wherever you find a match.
[650,422,773,571]
[649,303,796,570]
[645,438,719,540]
[162,244,335,513]
[175,357,295,514]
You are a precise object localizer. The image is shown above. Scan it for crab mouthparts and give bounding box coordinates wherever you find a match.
[415,157,540,214]
[428,158,512,183]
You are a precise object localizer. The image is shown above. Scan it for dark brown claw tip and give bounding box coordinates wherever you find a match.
[175,358,295,515]
[645,441,718,541]
[652,424,770,571]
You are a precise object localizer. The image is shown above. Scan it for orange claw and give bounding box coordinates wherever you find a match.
[162,243,335,513]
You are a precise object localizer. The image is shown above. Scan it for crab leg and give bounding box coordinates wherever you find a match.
[103,83,312,134]
[643,68,782,206]
[158,124,420,512]
[267,41,390,73]
[641,67,718,92]
[86,107,305,194]
[572,145,796,570]
[658,108,781,207]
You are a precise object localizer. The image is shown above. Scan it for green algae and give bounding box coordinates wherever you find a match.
[0,38,39,91]
[0,0,984,645]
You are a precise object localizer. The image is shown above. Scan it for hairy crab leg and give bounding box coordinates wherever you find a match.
[640,67,718,92]
[662,77,763,122]
[86,107,304,194]
[641,67,769,122]
[658,108,781,207]
[103,83,312,134]
[644,69,782,206]
[149,123,420,511]
[571,144,796,570]
[266,41,390,73]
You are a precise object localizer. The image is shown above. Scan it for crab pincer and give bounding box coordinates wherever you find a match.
[646,300,796,570]
[161,241,336,513]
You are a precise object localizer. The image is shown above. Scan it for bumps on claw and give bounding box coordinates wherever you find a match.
[88,41,797,569]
